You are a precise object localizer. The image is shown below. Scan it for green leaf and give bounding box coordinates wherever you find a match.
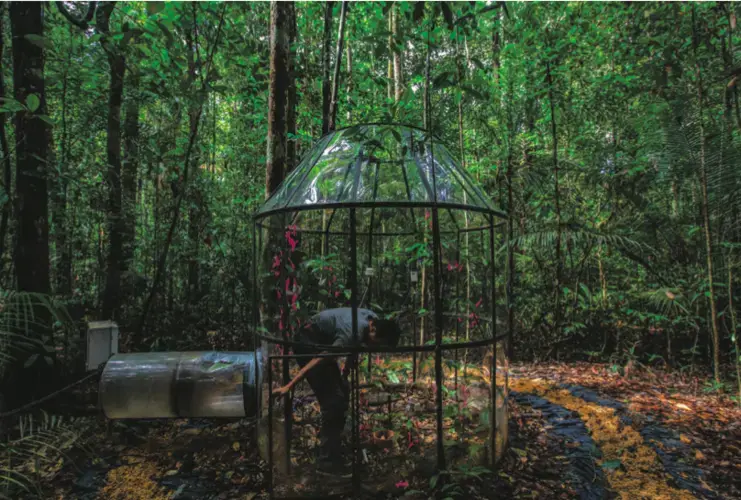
[601,459,622,471]
[37,114,55,126]
[24,34,51,50]
[26,94,40,113]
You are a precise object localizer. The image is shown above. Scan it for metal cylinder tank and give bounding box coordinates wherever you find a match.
[100,350,265,419]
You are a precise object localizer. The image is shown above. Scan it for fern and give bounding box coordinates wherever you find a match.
[0,412,89,498]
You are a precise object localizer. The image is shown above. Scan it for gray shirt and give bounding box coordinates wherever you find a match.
[299,308,377,347]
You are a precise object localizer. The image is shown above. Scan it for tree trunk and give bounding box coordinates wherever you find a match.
[266,1,291,198]
[286,1,297,172]
[121,69,140,301]
[11,1,50,296]
[455,28,471,340]
[693,7,721,383]
[387,9,393,102]
[8,0,52,406]
[328,1,348,132]
[99,3,126,321]
[0,3,12,279]
[321,1,334,135]
[727,258,741,406]
[186,15,201,305]
[545,60,562,340]
[392,4,403,102]
[346,30,352,122]
[52,28,74,297]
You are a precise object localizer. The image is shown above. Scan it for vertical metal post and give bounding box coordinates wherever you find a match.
[349,207,360,494]
[267,355,274,499]
[412,264,418,383]
[431,207,445,472]
[281,221,292,476]
[251,220,260,450]
[488,214,498,465]
[453,229,456,401]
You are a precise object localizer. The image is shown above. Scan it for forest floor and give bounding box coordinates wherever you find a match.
[40,362,741,499]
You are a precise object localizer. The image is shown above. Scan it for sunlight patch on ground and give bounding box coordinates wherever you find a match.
[99,457,172,500]
[510,377,697,500]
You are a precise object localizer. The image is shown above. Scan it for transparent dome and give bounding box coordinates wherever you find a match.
[258,124,498,225]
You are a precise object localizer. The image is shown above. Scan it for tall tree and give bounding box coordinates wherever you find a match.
[97,2,126,321]
[692,7,721,383]
[266,1,291,198]
[10,1,50,296]
[545,58,562,343]
[392,3,404,102]
[327,1,348,132]
[321,1,334,135]
[186,7,201,305]
[8,0,52,407]
[121,67,139,299]
[286,1,297,172]
[0,3,11,278]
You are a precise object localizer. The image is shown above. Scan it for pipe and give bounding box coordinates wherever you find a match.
[100,350,265,419]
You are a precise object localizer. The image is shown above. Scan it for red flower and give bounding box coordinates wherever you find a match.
[395,480,409,489]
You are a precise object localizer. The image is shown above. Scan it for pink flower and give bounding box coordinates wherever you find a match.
[475,298,483,308]
[395,480,409,489]
[285,230,297,251]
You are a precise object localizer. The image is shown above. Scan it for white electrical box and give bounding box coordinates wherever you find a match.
[410,271,418,283]
[86,320,119,371]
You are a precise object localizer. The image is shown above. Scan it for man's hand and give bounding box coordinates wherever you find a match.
[271,385,292,398]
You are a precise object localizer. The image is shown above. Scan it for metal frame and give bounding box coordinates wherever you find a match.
[252,124,507,498]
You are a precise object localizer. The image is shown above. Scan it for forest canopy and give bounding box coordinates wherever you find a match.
[0,0,739,409]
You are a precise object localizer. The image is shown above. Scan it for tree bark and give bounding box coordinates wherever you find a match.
[392,4,403,102]
[692,7,721,383]
[455,28,471,340]
[52,28,74,297]
[11,1,50,296]
[321,1,334,135]
[266,1,291,198]
[0,3,12,279]
[328,1,348,132]
[98,2,126,321]
[121,68,139,300]
[8,0,52,407]
[345,28,352,122]
[286,1,297,172]
[387,8,393,102]
[186,13,201,305]
[727,258,741,406]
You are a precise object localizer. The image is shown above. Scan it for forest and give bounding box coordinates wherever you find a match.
[0,1,740,499]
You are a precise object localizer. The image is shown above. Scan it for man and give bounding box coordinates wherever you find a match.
[271,307,401,469]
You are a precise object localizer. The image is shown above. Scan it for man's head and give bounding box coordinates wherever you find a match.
[367,317,401,347]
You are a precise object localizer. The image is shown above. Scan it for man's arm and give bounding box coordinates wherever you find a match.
[271,354,328,397]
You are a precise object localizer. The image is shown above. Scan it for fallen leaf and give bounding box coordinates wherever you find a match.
[695,450,705,460]
[601,459,622,471]
[680,434,691,445]
[164,470,178,476]
[232,441,240,452]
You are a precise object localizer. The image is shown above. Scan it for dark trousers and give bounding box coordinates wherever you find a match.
[295,344,349,458]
